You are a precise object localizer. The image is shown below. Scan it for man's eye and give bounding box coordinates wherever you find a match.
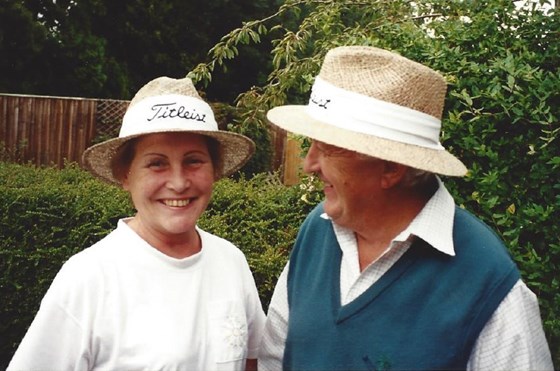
[316,142,346,157]
[316,143,330,154]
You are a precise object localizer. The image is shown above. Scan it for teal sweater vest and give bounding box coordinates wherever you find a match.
[284,203,520,370]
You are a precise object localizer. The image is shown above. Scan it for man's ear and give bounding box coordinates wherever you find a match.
[380,161,408,189]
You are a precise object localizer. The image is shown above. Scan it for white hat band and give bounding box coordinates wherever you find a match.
[306,77,444,150]
[120,94,218,137]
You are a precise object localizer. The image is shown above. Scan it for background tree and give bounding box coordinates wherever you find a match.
[0,0,108,97]
[0,0,279,100]
[189,0,560,364]
[0,0,51,94]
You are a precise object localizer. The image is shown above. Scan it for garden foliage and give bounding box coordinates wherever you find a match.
[0,0,277,101]
[0,162,133,367]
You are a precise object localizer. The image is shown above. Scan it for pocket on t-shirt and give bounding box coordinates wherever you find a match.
[208,300,248,364]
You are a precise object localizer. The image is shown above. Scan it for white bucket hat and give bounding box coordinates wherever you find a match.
[267,46,467,176]
[82,76,255,184]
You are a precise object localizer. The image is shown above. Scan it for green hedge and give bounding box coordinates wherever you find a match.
[1,161,558,367]
[0,162,134,367]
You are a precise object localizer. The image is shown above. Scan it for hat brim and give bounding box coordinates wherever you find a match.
[82,129,255,185]
[267,105,467,177]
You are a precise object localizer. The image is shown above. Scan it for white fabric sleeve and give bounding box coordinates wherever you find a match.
[258,264,290,371]
[467,280,554,370]
[243,261,267,360]
[7,265,92,370]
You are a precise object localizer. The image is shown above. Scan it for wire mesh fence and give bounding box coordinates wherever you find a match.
[94,99,130,143]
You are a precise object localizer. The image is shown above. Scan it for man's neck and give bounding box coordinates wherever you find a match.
[353,188,433,271]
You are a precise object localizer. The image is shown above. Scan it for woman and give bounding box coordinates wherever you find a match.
[8,77,265,370]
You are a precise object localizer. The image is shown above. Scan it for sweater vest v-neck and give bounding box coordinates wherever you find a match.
[284,203,520,370]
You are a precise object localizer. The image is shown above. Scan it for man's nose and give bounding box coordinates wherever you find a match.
[303,141,320,174]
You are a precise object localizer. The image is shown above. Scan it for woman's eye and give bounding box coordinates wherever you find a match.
[185,158,204,166]
[147,160,166,168]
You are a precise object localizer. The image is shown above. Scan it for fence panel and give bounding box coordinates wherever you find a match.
[0,94,130,168]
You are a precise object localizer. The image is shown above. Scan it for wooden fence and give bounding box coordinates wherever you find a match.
[281,133,304,186]
[0,94,127,168]
[269,126,304,185]
[0,93,303,184]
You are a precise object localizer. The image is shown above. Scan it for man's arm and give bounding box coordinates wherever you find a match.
[467,280,553,370]
[258,264,290,371]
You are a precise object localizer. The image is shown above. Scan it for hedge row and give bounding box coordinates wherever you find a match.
[0,161,558,367]
[0,162,130,367]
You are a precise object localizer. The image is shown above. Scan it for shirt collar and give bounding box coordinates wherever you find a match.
[321,176,456,256]
[394,177,456,256]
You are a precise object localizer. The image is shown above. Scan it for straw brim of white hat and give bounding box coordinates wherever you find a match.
[81,76,255,185]
[267,105,467,177]
[82,128,254,186]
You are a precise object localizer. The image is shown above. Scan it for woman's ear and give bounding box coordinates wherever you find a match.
[380,161,408,189]
[121,173,130,191]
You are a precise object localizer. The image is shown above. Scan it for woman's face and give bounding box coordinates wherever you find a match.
[122,132,215,246]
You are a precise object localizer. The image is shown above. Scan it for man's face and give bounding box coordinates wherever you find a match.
[303,140,384,230]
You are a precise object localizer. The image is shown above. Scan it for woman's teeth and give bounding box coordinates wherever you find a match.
[163,199,190,207]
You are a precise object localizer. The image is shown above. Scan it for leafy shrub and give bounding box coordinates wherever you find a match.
[0,162,133,367]
[422,3,560,362]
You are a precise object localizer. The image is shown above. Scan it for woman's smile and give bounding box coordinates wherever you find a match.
[161,198,192,208]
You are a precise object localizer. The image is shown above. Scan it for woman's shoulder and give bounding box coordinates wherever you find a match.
[57,225,125,280]
[197,227,246,260]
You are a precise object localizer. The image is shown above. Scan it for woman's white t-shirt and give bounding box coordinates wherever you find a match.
[8,219,266,371]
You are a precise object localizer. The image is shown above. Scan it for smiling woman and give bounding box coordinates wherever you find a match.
[122,133,216,258]
[7,77,265,371]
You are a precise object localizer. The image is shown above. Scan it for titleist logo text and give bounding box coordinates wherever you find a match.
[147,102,207,122]
[310,93,331,109]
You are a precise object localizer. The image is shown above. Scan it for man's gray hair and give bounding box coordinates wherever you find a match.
[400,167,436,189]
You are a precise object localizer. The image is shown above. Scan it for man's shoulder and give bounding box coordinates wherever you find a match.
[453,207,507,249]
[451,206,519,276]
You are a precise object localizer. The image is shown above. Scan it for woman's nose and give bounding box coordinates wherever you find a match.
[166,166,190,192]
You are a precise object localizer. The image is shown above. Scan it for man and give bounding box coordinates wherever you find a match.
[258,46,553,370]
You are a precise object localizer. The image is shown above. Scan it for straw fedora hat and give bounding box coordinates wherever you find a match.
[82,76,255,184]
[267,46,467,176]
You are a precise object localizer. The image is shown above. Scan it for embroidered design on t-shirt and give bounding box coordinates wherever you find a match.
[222,315,247,349]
